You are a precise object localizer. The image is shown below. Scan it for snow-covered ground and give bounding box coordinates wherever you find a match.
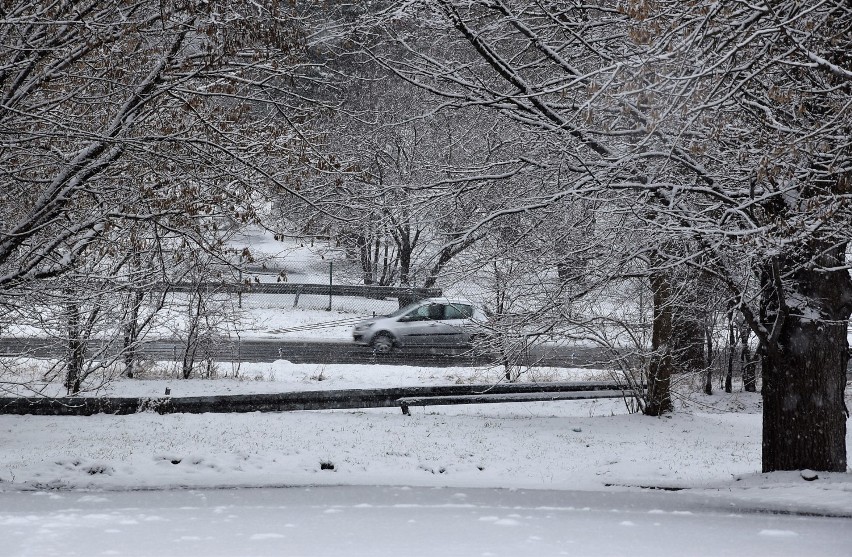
[1,361,850,507]
[1,360,851,555]
[3,486,850,557]
[0,358,609,397]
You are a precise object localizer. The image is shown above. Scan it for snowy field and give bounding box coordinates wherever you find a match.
[1,360,851,555]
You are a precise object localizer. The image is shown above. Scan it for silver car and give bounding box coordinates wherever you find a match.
[352,297,487,353]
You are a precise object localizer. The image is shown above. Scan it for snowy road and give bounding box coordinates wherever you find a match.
[2,486,849,557]
[0,337,612,367]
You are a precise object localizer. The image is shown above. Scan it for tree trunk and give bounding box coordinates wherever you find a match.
[645,270,673,416]
[357,234,374,286]
[65,301,84,394]
[123,290,144,378]
[704,323,714,395]
[182,289,205,380]
[724,313,734,393]
[673,316,704,374]
[760,251,852,472]
[397,232,415,308]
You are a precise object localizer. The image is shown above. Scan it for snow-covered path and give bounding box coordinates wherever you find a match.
[2,486,849,557]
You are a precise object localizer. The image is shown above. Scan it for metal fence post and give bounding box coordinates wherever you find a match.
[326,261,333,311]
[238,253,243,309]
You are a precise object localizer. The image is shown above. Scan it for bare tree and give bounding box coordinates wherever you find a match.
[370,0,851,471]
[646,0,852,472]
[0,1,333,391]
[0,1,324,286]
[275,13,548,303]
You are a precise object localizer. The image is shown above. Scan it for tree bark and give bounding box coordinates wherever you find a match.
[724,313,734,394]
[182,287,205,380]
[65,301,84,394]
[358,234,375,286]
[704,323,715,396]
[123,290,144,378]
[645,270,673,416]
[673,316,704,374]
[760,249,852,472]
[396,225,416,308]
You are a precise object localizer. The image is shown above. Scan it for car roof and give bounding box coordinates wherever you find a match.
[422,297,476,305]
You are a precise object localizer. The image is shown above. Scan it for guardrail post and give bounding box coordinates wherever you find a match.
[326,261,333,311]
[238,261,243,309]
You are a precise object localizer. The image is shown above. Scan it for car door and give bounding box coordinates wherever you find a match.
[394,303,442,346]
[429,303,474,346]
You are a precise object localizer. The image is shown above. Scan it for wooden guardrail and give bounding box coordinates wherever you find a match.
[150,282,442,300]
[397,389,634,415]
[0,381,638,416]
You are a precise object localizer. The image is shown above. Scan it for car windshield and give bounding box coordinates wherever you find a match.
[385,301,426,318]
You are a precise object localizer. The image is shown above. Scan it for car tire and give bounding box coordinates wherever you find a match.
[371,332,395,354]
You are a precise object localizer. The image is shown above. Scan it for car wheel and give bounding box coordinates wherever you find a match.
[371,332,395,354]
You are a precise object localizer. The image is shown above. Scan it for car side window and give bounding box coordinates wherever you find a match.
[443,304,473,320]
[405,304,435,321]
[427,304,444,320]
